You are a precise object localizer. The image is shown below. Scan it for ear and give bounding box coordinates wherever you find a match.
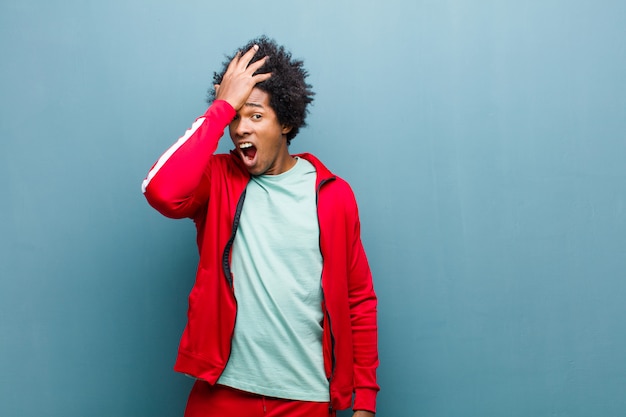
[281,125,293,135]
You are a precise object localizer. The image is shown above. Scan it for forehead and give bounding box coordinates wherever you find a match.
[245,88,272,108]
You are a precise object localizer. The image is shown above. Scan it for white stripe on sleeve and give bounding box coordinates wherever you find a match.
[141,117,206,193]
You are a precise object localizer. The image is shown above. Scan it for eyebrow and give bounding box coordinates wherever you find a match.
[243,102,265,109]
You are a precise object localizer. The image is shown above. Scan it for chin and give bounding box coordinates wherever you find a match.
[247,167,264,176]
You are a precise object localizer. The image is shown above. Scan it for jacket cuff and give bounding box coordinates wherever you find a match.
[353,388,378,413]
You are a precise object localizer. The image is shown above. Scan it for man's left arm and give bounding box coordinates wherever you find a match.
[346,195,380,415]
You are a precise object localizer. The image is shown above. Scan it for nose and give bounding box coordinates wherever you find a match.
[232,116,251,138]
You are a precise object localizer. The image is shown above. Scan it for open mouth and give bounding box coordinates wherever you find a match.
[239,142,257,160]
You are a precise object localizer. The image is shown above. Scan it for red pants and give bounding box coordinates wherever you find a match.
[184,381,336,417]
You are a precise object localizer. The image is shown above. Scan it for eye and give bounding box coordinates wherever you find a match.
[251,114,262,120]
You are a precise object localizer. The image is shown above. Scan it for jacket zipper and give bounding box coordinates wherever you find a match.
[317,176,336,410]
[222,188,247,288]
[218,187,247,378]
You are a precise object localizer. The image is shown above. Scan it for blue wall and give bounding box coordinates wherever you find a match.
[1,1,625,416]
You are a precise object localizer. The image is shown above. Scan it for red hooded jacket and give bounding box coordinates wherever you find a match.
[142,100,379,412]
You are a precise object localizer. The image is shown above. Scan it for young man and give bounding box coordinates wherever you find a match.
[142,36,379,417]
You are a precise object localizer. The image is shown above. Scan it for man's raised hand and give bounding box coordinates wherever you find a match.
[214,44,271,111]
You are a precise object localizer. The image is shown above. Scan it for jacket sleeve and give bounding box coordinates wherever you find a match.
[141,100,236,219]
[346,194,380,413]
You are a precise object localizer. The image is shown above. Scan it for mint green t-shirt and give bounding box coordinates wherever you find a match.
[217,158,329,401]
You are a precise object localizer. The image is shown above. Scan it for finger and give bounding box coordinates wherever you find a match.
[237,44,260,69]
[225,51,242,73]
[252,72,272,84]
[214,84,220,94]
[246,55,269,75]
[242,44,260,60]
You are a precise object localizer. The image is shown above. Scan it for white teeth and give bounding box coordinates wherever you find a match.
[239,143,253,149]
